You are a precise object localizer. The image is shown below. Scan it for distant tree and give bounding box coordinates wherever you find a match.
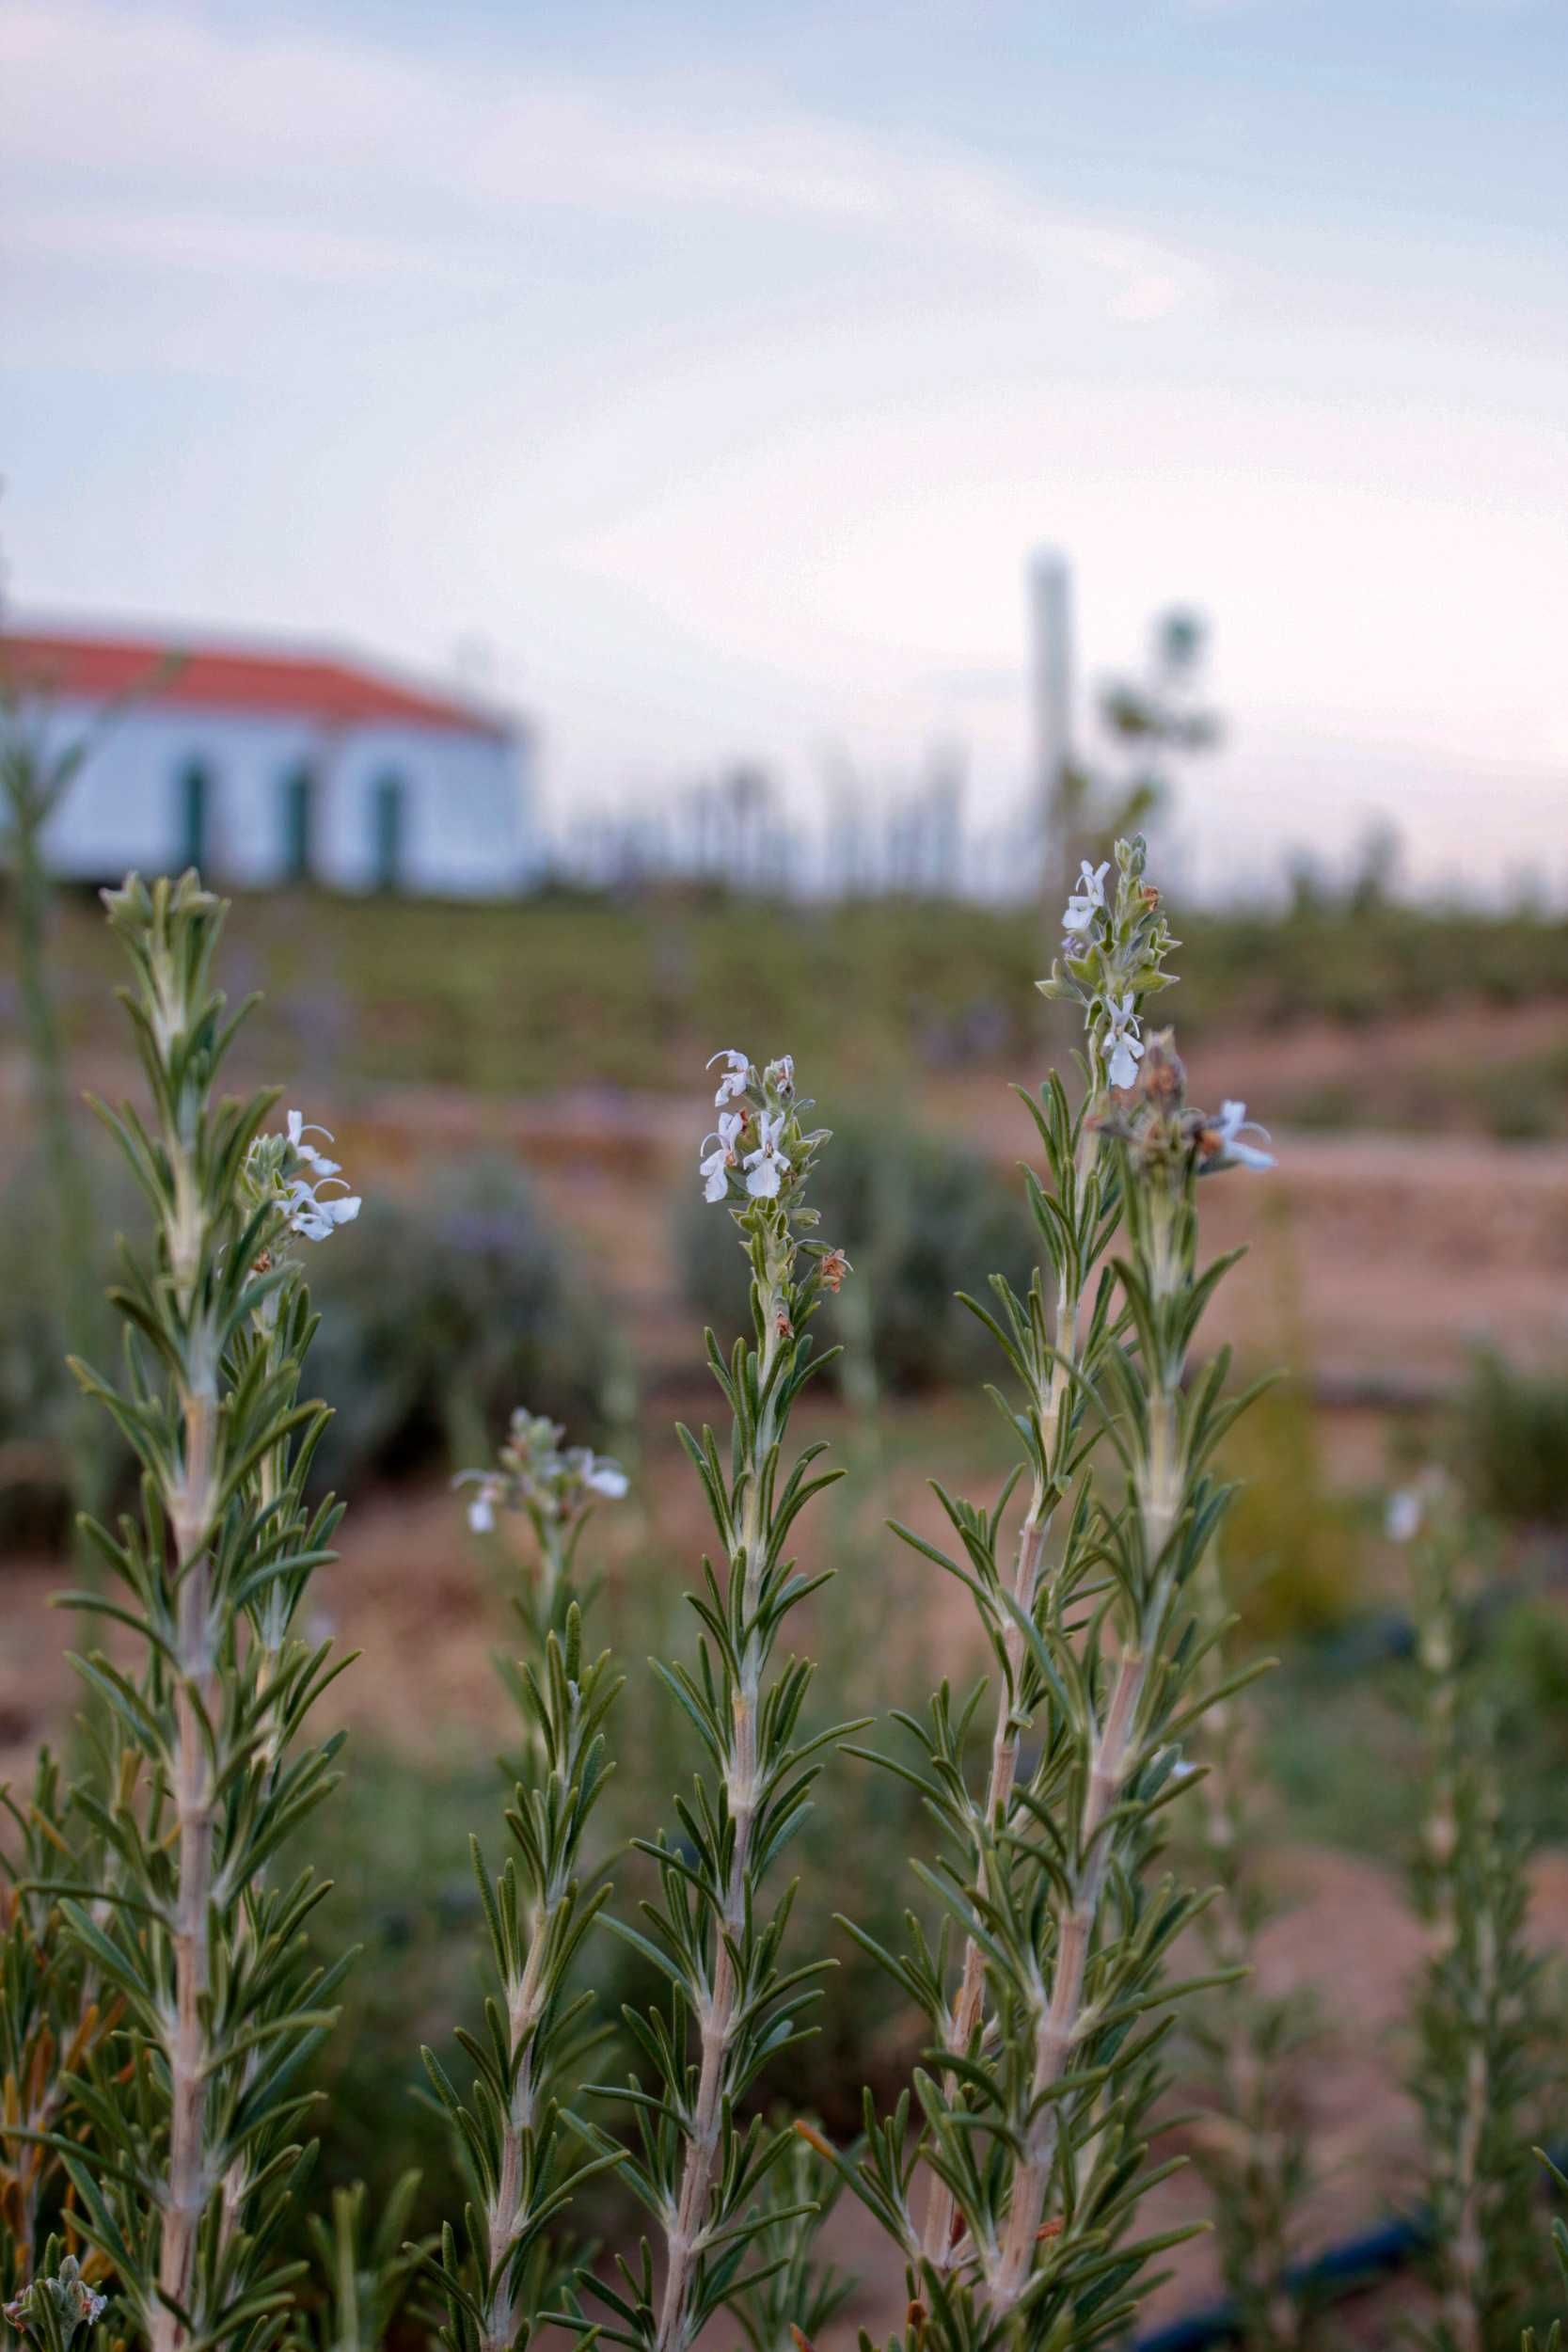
[1044,604,1221,955]
[1348,819,1402,914]
[1099,606,1222,822]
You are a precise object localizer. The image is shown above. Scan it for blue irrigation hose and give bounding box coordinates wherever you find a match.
[1134,2138,1568,2351]
[1133,2212,1426,2351]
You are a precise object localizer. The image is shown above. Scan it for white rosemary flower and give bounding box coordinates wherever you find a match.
[708,1047,752,1107]
[763,1053,796,1099]
[700,1108,747,1202]
[1062,858,1110,937]
[245,1108,361,1247]
[569,1448,630,1500]
[457,1421,628,1531]
[1103,992,1145,1090]
[283,1175,362,1242]
[285,1108,341,1178]
[1386,1487,1423,1544]
[743,1109,791,1199]
[1208,1099,1275,1171]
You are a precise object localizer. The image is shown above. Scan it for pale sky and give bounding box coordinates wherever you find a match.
[3,0,1565,896]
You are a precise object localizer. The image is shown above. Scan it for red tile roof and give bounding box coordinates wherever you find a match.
[1,627,512,740]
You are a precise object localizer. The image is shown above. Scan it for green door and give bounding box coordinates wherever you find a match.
[282,766,315,883]
[371,773,405,893]
[176,761,211,875]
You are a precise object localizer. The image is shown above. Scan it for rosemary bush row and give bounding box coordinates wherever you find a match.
[3,849,1562,2352]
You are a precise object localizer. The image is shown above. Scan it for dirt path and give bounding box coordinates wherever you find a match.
[326,1076,1568,1393]
[8,1034,1564,1391]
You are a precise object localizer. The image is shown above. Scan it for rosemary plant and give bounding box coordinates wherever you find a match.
[1184,1551,1315,2351]
[730,2123,852,2352]
[1395,1481,1548,2352]
[289,2176,425,2352]
[421,1413,628,2352]
[824,840,1273,2349]
[572,1050,856,2352]
[46,872,359,2352]
[0,1752,114,2308]
[1523,2163,1568,2352]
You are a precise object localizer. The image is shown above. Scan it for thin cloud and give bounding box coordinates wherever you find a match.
[6,206,511,293]
[0,0,1218,323]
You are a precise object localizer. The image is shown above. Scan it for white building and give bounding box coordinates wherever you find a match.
[6,625,535,897]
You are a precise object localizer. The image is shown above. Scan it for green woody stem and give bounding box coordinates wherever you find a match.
[654,1313,783,2352]
[156,1240,219,2352]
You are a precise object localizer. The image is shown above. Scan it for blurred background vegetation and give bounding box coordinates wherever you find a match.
[8,869,1568,1132]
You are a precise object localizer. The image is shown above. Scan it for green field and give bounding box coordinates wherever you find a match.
[18,877,1568,1118]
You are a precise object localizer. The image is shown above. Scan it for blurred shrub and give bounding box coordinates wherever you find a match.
[1482,1601,1568,1754]
[1260,1647,1424,1856]
[1456,1350,1568,1528]
[1219,1380,1362,1637]
[673,1108,1036,1393]
[0,1152,613,1545]
[0,1146,138,1550]
[1285,1081,1359,1132]
[1470,1043,1568,1143]
[303,1156,614,1492]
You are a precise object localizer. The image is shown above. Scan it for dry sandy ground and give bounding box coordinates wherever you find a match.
[303,1057,1568,1398]
[7,1006,1565,1388]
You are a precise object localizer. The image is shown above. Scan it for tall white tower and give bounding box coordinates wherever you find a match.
[1029,548,1074,901]
[1030,550,1072,817]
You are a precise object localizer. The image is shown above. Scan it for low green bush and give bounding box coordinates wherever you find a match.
[1472,1046,1568,1142]
[0,1152,615,1546]
[1457,1349,1568,1528]
[673,1105,1036,1394]
[0,1145,139,1549]
[1219,1378,1364,1637]
[306,1155,615,1490]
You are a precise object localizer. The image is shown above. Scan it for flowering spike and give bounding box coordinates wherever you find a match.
[455,1407,628,1645]
[841,838,1273,2344]
[5,2255,107,2352]
[1404,1480,1550,2344]
[572,1050,853,2352]
[424,1422,627,2351]
[56,872,353,2352]
[245,1104,362,1248]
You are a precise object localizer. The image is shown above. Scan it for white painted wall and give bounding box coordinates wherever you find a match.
[36,700,535,897]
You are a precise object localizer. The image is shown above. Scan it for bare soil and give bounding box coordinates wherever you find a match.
[323,1063,1568,1394]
